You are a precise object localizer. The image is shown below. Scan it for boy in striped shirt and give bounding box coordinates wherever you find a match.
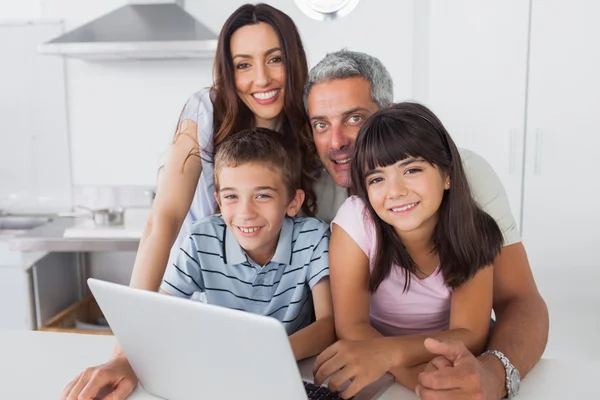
[160,128,335,361]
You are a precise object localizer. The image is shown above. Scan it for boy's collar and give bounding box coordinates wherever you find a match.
[224,217,294,266]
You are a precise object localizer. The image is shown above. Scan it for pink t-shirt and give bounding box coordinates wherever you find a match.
[332,196,451,337]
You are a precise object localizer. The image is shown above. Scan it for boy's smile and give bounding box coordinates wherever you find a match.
[215,162,304,266]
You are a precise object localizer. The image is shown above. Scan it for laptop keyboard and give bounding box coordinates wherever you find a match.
[303,381,348,399]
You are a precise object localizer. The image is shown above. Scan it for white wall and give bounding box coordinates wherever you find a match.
[0,0,43,19]
[29,0,415,186]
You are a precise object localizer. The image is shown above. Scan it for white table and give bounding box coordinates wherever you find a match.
[1,329,599,399]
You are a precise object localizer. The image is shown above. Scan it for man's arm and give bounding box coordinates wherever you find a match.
[418,150,550,398]
[416,243,549,399]
[482,242,549,392]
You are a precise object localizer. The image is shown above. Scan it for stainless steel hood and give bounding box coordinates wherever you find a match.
[38,2,218,61]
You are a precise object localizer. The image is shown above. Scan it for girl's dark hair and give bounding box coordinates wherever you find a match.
[351,102,503,292]
[209,3,318,216]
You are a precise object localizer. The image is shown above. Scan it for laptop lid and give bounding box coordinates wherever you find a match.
[87,278,308,400]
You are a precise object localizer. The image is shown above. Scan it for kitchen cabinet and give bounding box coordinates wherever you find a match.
[0,20,71,212]
[0,252,78,330]
[415,0,599,270]
[413,0,530,225]
[521,0,600,270]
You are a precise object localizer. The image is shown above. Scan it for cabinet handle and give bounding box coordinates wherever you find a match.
[509,129,517,174]
[534,129,543,174]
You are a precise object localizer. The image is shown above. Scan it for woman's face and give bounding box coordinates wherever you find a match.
[230,22,286,130]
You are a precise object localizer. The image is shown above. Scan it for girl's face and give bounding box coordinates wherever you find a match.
[230,22,286,130]
[365,157,450,241]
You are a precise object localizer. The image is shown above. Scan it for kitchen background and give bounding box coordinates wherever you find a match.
[1,0,598,361]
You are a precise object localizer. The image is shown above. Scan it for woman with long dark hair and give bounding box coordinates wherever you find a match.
[61,4,319,399]
[313,102,504,396]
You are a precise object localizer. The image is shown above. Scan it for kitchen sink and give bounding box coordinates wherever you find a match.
[0,216,52,232]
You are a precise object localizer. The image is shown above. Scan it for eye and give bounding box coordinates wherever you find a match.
[268,56,282,64]
[405,168,422,175]
[236,62,250,70]
[223,194,237,200]
[256,194,272,199]
[347,115,363,125]
[367,177,383,185]
[313,122,327,133]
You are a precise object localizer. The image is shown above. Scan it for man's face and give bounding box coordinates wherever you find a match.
[307,77,381,188]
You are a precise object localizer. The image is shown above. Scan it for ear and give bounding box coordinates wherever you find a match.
[286,189,305,217]
[214,191,220,206]
[443,173,451,190]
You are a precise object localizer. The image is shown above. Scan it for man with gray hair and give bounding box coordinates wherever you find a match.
[308,49,548,400]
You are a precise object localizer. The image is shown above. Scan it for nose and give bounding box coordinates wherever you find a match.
[330,123,352,151]
[253,64,271,88]
[387,177,408,199]
[238,198,258,220]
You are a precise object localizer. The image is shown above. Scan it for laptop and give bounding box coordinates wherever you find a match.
[87,278,394,400]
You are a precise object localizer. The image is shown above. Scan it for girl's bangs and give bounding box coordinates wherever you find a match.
[358,118,440,176]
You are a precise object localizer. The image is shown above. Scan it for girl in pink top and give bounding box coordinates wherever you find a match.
[313,103,504,396]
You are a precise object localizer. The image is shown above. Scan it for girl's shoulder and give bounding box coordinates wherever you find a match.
[332,196,377,258]
[339,195,369,215]
[334,196,375,233]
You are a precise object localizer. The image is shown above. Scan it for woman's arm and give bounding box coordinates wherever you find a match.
[111,121,202,359]
[382,265,494,368]
[129,120,202,291]
[289,278,336,360]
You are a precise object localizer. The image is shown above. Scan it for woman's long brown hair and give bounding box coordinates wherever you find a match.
[208,3,318,216]
[351,103,504,292]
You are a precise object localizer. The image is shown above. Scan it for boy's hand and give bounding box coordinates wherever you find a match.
[60,355,137,400]
[313,339,392,399]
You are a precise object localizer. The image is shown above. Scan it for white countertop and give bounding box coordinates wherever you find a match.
[1,329,599,399]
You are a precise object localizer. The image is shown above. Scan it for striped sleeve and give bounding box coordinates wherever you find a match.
[305,222,331,288]
[161,229,205,298]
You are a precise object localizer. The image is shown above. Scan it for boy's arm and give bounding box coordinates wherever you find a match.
[289,278,336,361]
[289,224,336,361]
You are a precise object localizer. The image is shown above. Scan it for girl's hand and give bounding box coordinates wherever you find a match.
[313,338,393,399]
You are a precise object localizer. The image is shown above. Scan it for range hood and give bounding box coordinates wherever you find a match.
[38,1,218,61]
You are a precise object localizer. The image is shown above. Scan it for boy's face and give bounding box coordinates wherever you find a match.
[215,162,304,266]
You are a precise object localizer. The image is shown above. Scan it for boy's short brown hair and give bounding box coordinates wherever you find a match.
[214,128,302,201]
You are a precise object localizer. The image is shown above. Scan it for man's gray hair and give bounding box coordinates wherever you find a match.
[304,49,394,111]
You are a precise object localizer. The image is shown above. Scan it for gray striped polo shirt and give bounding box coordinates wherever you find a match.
[161,215,330,335]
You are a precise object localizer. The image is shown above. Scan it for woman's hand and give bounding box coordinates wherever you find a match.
[60,355,138,400]
[313,338,393,399]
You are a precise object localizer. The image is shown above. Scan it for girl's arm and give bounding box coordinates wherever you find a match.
[315,265,493,393]
[382,265,494,368]
[328,224,381,340]
[289,278,336,360]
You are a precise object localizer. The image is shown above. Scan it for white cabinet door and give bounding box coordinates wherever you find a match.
[0,21,71,212]
[413,0,530,225]
[522,0,600,269]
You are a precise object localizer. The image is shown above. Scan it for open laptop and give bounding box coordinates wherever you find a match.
[87,278,394,400]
